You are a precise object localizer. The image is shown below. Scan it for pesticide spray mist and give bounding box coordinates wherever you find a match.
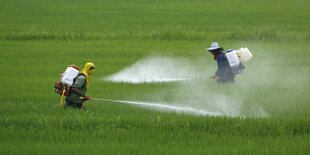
[92,98,221,116]
[104,56,208,83]
[103,55,270,117]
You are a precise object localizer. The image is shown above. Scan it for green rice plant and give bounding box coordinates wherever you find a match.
[0,0,309,154]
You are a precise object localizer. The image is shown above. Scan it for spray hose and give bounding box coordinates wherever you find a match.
[91,98,117,102]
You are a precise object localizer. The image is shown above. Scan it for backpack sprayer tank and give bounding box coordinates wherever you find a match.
[236,47,253,63]
[226,49,246,75]
[60,65,80,87]
[54,65,80,107]
[226,49,240,67]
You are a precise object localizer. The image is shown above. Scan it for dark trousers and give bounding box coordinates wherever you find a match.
[65,99,83,109]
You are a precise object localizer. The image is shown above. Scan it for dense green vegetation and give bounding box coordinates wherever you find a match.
[0,0,309,154]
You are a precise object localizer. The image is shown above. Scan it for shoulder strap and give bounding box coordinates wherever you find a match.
[71,73,86,87]
[78,73,86,78]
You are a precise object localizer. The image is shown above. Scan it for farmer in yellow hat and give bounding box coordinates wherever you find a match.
[65,62,95,109]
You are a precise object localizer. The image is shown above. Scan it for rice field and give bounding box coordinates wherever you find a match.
[0,0,309,154]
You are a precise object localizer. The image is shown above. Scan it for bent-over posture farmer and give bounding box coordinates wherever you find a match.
[206,42,235,83]
[65,62,95,109]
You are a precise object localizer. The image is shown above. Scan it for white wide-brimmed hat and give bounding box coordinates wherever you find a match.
[206,42,221,51]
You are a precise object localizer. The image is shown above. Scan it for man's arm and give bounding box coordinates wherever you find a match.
[71,75,90,100]
[71,88,86,98]
[215,56,226,78]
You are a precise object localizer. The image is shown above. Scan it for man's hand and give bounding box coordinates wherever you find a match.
[84,96,91,101]
[215,76,221,81]
[210,75,221,81]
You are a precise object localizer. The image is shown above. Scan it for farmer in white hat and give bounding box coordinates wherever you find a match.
[206,42,235,83]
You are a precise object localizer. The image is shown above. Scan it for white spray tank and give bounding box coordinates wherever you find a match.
[226,49,240,67]
[236,47,253,63]
[60,65,80,87]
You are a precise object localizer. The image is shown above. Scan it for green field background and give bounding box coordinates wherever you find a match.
[0,0,309,154]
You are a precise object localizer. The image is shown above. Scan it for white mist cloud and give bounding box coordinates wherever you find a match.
[104,55,208,83]
[102,55,268,117]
